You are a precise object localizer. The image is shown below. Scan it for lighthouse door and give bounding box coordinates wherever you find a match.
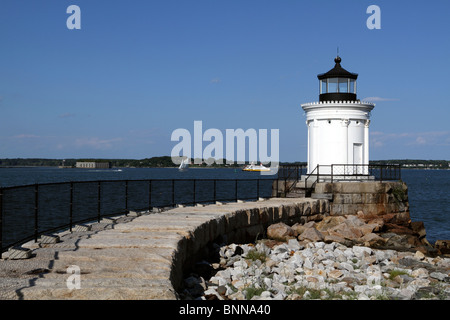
[353,143,363,174]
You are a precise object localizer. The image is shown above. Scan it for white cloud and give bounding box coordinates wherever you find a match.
[415,136,427,145]
[362,97,399,102]
[13,134,40,139]
[371,131,450,148]
[210,78,221,84]
[58,113,76,118]
[74,137,123,150]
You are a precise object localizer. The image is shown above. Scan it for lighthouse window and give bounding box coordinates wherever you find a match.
[328,78,338,92]
[350,79,356,94]
[320,80,327,94]
[338,78,349,93]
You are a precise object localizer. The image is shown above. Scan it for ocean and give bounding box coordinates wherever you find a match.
[0,167,448,246]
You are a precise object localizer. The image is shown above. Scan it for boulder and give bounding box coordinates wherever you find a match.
[359,233,386,247]
[365,218,384,232]
[316,216,346,232]
[328,223,363,240]
[382,233,422,251]
[390,211,411,226]
[384,223,415,235]
[267,222,296,241]
[380,213,396,224]
[298,227,324,242]
[323,234,352,246]
[344,215,365,228]
[292,221,316,235]
[435,240,450,255]
[359,223,378,236]
[410,221,427,239]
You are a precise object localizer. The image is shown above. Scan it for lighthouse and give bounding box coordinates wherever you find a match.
[301,56,375,176]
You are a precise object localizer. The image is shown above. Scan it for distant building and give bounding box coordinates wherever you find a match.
[76,161,111,169]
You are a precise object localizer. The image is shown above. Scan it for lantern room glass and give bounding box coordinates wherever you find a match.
[320,78,357,94]
[350,79,356,94]
[320,80,327,94]
[328,78,338,92]
[338,78,348,93]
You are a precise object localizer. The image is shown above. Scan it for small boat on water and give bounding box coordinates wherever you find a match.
[242,162,271,172]
[179,158,189,171]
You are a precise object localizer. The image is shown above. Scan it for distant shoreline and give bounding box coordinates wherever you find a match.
[1,165,450,171]
[0,157,449,170]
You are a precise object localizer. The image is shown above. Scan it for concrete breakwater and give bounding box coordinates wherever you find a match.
[0,198,326,300]
[0,181,447,300]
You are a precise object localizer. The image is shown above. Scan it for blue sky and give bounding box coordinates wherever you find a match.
[1,0,449,162]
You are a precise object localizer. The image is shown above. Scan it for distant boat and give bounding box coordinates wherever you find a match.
[242,162,271,172]
[179,158,189,171]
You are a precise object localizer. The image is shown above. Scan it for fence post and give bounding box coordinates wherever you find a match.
[256,179,260,200]
[148,180,152,211]
[69,182,73,232]
[0,188,3,256]
[124,180,129,213]
[172,180,175,207]
[276,178,279,197]
[97,182,101,223]
[34,184,39,243]
[193,180,196,205]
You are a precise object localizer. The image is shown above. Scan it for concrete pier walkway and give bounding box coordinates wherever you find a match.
[0,198,325,300]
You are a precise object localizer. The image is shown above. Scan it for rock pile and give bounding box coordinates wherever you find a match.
[180,212,450,300]
[267,211,438,256]
[181,239,450,300]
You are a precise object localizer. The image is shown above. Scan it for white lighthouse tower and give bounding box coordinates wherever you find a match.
[301,56,375,176]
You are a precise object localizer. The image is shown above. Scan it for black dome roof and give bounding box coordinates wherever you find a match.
[317,56,358,80]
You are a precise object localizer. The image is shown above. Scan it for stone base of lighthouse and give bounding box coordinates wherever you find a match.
[301,101,375,175]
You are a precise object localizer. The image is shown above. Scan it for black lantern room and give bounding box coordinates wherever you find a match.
[317,56,358,102]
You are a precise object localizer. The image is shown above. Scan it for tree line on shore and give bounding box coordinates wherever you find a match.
[0,157,448,169]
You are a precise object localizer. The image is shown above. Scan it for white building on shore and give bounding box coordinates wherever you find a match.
[75,161,111,169]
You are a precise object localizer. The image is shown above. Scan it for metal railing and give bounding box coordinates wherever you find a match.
[329,164,401,182]
[0,178,274,256]
[304,164,402,195]
[276,165,307,197]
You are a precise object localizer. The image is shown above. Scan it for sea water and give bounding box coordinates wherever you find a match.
[0,167,448,244]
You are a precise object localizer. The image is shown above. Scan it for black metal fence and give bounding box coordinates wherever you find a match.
[275,165,307,197]
[304,164,402,196]
[277,165,307,181]
[305,164,401,184]
[0,178,273,255]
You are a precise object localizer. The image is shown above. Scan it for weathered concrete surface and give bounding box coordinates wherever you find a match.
[1,198,326,300]
[315,181,409,216]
